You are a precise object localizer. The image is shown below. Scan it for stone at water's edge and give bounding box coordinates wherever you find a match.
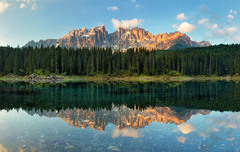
[29,75,63,81]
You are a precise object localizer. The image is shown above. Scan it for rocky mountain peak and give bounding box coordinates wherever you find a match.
[91,25,106,32]
[117,26,128,31]
[24,25,211,50]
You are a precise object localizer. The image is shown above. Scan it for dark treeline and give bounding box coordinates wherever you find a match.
[0,81,240,111]
[1,44,240,76]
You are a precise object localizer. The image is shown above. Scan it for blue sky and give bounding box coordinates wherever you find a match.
[0,0,240,47]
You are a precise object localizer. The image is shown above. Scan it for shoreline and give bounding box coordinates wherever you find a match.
[0,75,239,83]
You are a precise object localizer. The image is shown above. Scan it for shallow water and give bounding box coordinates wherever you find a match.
[0,81,240,152]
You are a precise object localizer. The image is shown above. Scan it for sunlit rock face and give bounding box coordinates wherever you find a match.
[27,106,211,131]
[24,25,211,50]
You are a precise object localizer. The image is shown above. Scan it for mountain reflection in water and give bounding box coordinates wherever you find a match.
[27,105,210,131]
[0,108,240,152]
[0,81,240,151]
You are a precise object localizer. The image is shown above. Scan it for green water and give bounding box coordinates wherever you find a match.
[0,81,240,151]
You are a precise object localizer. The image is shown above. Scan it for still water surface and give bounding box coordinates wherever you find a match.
[0,81,240,152]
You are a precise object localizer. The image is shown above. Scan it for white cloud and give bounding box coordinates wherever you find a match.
[130,0,136,3]
[130,0,139,8]
[173,22,195,33]
[230,9,237,15]
[212,24,218,29]
[178,123,196,134]
[228,9,237,22]
[112,18,144,29]
[17,0,36,10]
[198,18,208,25]
[31,3,36,10]
[0,1,10,13]
[197,8,240,43]
[177,136,188,143]
[214,27,238,36]
[199,4,209,12]
[172,24,178,29]
[20,3,26,9]
[194,112,240,144]
[176,13,188,21]
[107,6,118,12]
[213,27,240,43]
[112,128,142,138]
[16,0,32,3]
[228,14,234,20]
[198,18,218,30]
[228,137,235,141]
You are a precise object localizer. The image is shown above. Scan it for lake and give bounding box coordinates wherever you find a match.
[0,81,240,152]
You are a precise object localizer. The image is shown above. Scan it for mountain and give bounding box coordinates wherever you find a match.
[27,106,211,131]
[24,25,211,50]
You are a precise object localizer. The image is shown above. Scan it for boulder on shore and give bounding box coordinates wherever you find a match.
[29,75,36,79]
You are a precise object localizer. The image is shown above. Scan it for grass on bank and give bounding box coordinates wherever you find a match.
[1,74,240,83]
[0,69,240,82]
